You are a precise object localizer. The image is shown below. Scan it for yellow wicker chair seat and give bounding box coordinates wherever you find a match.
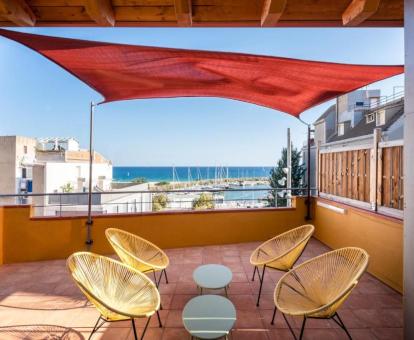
[250,224,314,306]
[272,247,369,340]
[67,252,161,339]
[105,228,169,273]
[250,224,315,270]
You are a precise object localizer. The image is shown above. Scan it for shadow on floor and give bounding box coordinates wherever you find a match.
[0,324,85,339]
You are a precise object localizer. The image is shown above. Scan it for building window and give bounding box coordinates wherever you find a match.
[355,101,364,106]
[24,145,27,154]
[369,97,380,108]
[376,109,386,126]
[338,123,344,136]
[366,113,375,123]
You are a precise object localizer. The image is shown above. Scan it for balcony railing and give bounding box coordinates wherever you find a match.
[0,187,312,217]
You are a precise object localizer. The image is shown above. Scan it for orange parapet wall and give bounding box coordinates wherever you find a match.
[313,197,403,293]
[0,197,403,293]
[0,197,306,265]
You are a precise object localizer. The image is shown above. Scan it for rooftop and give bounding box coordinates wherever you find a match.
[328,99,404,143]
[0,238,402,340]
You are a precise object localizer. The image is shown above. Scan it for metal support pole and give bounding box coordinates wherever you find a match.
[86,101,95,248]
[287,128,292,207]
[404,1,414,338]
[305,124,312,220]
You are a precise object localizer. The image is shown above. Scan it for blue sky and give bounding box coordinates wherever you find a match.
[0,28,404,166]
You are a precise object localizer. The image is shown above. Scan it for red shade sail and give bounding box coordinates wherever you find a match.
[0,29,403,117]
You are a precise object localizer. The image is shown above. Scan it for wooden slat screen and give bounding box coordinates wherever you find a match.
[319,149,371,203]
[378,146,404,210]
[319,145,404,210]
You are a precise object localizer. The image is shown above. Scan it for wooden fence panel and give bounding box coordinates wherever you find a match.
[347,151,352,199]
[379,146,404,209]
[319,149,371,203]
[364,149,370,201]
[319,145,403,211]
[352,150,359,201]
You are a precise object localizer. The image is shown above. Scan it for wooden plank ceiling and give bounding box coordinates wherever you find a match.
[0,0,403,28]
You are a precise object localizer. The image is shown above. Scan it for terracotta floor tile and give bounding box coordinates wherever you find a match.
[181,256,203,265]
[0,239,404,340]
[228,282,253,295]
[355,280,398,295]
[260,309,289,329]
[370,327,404,340]
[235,310,265,329]
[169,294,194,310]
[177,271,195,283]
[351,308,403,328]
[159,294,173,310]
[202,255,222,264]
[162,327,189,340]
[250,280,276,294]
[134,310,168,328]
[225,262,246,273]
[332,309,367,329]
[300,328,349,340]
[232,272,249,283]
[253,294,275,310]
[231,328,270,339]
[174,282,198,295]
[222,256,242,264]
[165,310,184,328]
[344,293,402,310]
[135,328,164,340]
[158,282,176,295]
[347,329,379,340]
[0,324,86,340]
[96,326,132,340]
[268,328,297,340]
[228,294,256,310]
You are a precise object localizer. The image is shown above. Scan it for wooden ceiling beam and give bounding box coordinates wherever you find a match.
[261,0,287,27]
[85,0,115,26]
[174,0,192,27]
[0,0,36,26]
[342,0,381,26]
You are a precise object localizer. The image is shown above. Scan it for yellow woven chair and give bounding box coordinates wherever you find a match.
[105,228,170,287]
[67,252,161,340]
[250,224,314,306]
[272,247,369,340]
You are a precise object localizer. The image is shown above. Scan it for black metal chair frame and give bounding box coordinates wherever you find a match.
[147,268,168,288]
[251,264,288,307]
[88,310,162,340]
[271,307,352,340]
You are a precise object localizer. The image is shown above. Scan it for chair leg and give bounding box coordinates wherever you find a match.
[163,269,169,284]
[299,317,307,340]
[271,307,277,325]
[88,316,105,340]
[156,310,163,328]
[256,265,266,307]
[332,313,352,340]
[282,313,306,340]
[134,316,152,340]
[152,270,162,288]
[131,318,138,340]
[251,266,257,281]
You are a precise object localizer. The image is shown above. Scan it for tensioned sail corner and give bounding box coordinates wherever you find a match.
[0,29,403,117]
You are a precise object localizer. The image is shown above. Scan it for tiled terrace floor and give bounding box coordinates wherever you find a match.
[0,238,403,340]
